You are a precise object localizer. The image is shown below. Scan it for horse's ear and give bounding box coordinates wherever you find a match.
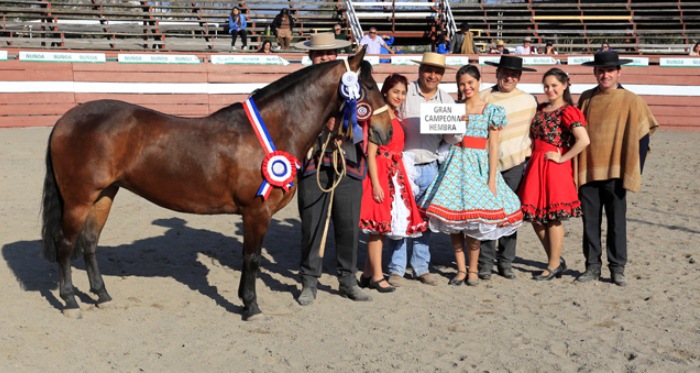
[348,45,367,71]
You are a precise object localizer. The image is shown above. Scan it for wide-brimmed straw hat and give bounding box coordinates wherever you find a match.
[581,51,633,67]
[496,40,506,46]
[294,32,352,50]
[411,52,453,69]
[484,55,536,72]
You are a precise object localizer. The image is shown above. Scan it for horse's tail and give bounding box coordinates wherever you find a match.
[41,135,63,263]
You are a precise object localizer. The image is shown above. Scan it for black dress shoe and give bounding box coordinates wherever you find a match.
[478,267,492,280]
[339,285,373,301]
[576,268,601,283]
[611,272,628,286]
[369,278,396,293]
[498,267,516,279]
[533,265,564,281]
[449,271,466,286]
[358,275,371,288]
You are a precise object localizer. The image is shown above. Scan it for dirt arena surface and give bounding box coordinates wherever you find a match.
[1,127,698,372]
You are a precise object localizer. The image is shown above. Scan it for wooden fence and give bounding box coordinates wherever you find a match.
[0,50,698,130]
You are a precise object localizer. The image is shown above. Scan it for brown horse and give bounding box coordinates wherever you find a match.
[41,49,392,320]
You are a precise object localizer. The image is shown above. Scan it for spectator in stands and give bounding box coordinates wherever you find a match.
[385,52,455,288]
[492,40,510,55]
[478,55,538,280]
[293,33,372,306]
[228,7,247,51]
[515,37,537,55]
[272,8,294,51]
[600,42,614,52]
[436,33,449,55]
[689,42,700,56]
[333,23,352,54]
[576,51,659,286]
[257,40,273,54]
[380,35,399,63]
[360,27,394,55]
[449,21,475,55]
[544,41,558,55]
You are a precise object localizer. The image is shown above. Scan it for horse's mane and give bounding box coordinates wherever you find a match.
[211,60,341,116]
[211,59,375,116]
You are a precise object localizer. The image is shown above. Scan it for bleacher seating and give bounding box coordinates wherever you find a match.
[2,1,697,54]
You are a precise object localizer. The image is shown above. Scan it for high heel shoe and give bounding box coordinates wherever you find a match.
[449,271,467,286]
[533,265,565,281]
[560,257,567,271]
[466,271,480,286]
[369,278,396,293]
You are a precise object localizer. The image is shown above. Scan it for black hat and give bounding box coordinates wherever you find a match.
[581,51,633,67]
[484,55,536,72]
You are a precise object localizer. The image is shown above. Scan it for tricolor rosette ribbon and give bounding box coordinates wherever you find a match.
[339,71,364,144]
[243,97,300,200]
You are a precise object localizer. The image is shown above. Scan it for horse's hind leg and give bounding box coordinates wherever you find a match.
[56,204,92,318]
[83,187,119,307]
[238,211,272,320]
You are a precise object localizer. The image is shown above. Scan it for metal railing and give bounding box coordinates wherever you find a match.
[344,0,364,45]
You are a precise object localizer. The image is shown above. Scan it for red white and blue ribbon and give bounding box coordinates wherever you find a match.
[243,97,300,200]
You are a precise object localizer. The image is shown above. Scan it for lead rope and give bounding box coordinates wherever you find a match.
[315,133,347,258]
[315,60,356,258]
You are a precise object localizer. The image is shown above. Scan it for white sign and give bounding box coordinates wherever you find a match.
[19,51,105,63]
[0,50,7,61]
[626,57,649,67]
[391,56,415,65]
[118,54,200,64]
[660,58,700,67]
[212,54,290,66]
[522,56,558,65]
[420,103,466,134]
[446,56,470,66]
[363,55,380,65]
[567,56,594,65]
[478,56,501,66]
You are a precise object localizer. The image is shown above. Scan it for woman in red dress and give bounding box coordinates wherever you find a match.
[519,68,590,281]
[358,74,427,292]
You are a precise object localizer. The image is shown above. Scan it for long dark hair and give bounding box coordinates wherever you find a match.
[455,64,481,102]
[542,67,573,105]
[380,73,408,97]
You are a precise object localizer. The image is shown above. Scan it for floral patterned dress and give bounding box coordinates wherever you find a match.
[359,117,427,239]
[420,104,523,240]
[518,104,586,224]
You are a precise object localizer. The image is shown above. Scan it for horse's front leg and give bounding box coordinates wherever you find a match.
[239,212,272,320]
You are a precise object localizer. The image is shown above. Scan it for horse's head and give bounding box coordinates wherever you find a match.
[345,48,393,146]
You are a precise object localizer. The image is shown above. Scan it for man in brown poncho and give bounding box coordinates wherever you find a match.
[576,51,659,286]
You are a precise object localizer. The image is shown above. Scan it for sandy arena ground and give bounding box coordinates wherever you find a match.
[1,127,698,372]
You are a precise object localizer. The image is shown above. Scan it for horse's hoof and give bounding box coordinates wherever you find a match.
[96,300,114,309]
[62,307,82,319]
[242,306,263,321]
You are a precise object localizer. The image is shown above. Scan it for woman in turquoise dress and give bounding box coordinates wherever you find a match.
[420,65,523,286]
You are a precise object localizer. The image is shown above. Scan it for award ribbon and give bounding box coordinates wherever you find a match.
[243,97,300,200]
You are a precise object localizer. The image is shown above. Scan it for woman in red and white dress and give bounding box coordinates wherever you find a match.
[358,74,427,293]
[519,68,590,281]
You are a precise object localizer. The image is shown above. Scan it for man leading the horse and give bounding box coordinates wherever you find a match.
[294,33,373,305]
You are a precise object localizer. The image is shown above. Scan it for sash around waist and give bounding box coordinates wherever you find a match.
[455,136,487,149]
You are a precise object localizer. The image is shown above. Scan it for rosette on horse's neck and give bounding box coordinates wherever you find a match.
[339,71,364,144]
